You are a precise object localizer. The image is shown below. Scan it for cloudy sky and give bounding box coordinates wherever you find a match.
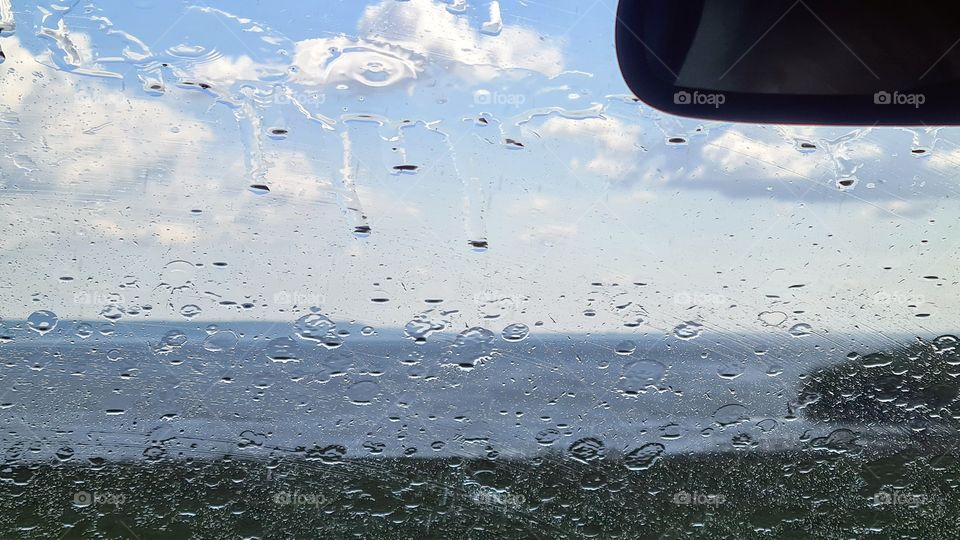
[1,0,958,337]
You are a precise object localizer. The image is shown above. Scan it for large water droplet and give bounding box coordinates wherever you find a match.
[74,322,93,339]
[672,321,703,340]
[933,335,959,353]
[624,443,665,471]
[717,359,745,380]
[443,327,495,370]
[619,360,667,395]
[179,304,202,319]
[758,311,787,326]
[27,310,58,335]
[157,329,187,351]
[500,323,529,342]
[161,260,196,288]
[535,428,561,446]
[203,331,238,352]
[788,323,813,337]
[347,380,379,405]
[615,340,637,355]
[266,337,300,363]
[294,313,336,342]
[713,404,748,426]
[404,312,444,343]
[568,437,605,464]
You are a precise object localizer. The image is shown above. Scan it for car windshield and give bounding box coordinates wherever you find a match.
[1,1,958,538]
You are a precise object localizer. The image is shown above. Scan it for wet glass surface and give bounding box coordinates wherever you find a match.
[1,1,959,537]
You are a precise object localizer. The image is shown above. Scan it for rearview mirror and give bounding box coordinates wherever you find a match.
[616,0,960,125]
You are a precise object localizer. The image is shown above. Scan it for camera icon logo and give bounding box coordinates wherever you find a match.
[73,491,93,507]
[475,90,492,105]
[873,492,892,504]
[674,91,691,105]
[874,91,891,105]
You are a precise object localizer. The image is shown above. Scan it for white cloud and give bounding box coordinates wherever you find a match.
[540,116,643,180]
[0,37,216,193]
[507,195,557,215]
[290,0,564,87]
[186,0,563,91]
[291,36,424,88]
[521,224,578,243]
[189,55,264,85]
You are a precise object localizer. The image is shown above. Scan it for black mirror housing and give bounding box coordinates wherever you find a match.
[616,0,960,125]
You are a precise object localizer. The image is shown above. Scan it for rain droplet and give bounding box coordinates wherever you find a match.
[100,305,124,321]
[27,310,58,335]
[203,331,238,352]
[619,360,666,395]
[758,311,788,326]
[933,335,959,353]
[624,443,665,471]
[615,340,637,355]
[469,239,489,252]
[568,437,605,464]
[788,323,812,337]
[501,323,529,342]
[672,321,703,340]
[159,330,187,350]
[55,447,75,461]
[266,337,300,363]
[658,423,684,440]
[757,419,778,432]
[717,359,745,380]
[404,312,444,343]
[74,323,93,339]
[444,327,496,370]
[796,140,817,153]
[836,177,857,189]
[713,404,748,426]
[535,428,561,446]
[862,352,892,368]
[179,304,202,319]
[161,260,196,287]
[347,380,379,405]
[305,444,346,464]
[294,313,336,342]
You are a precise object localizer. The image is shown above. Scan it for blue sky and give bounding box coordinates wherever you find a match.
[0,0,957,337]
